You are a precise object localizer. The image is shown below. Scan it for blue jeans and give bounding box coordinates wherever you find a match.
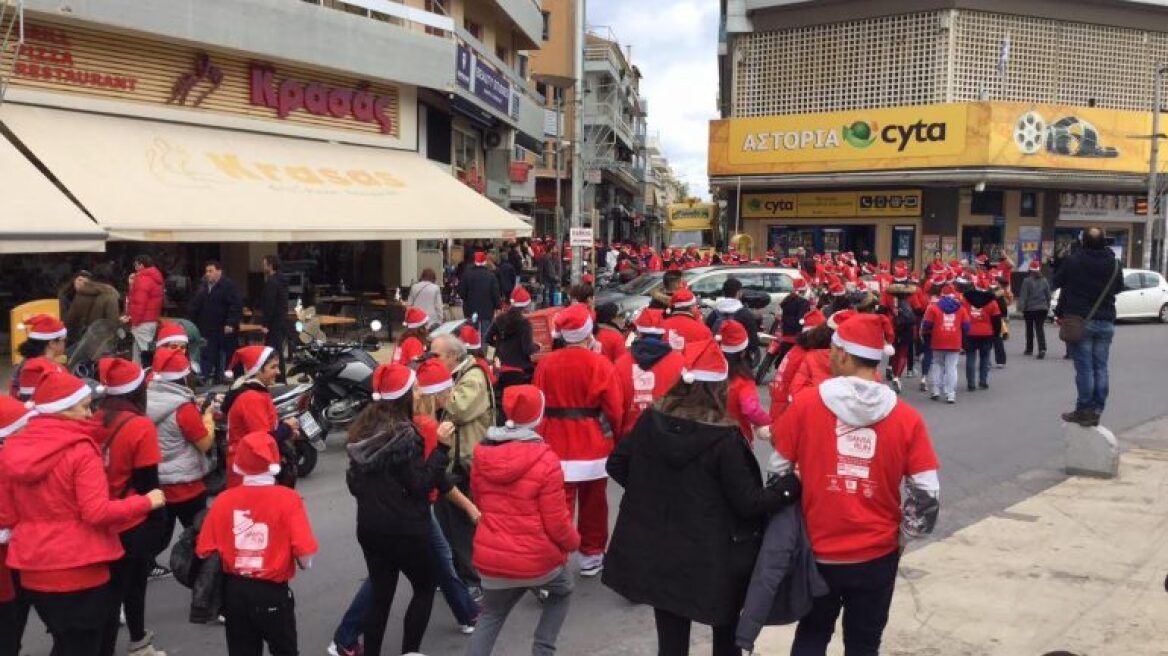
[333,579,372,651]
[1070,319,1115,413]
[965,337,993,388]
[431,507,480,625]
[476,319,493,347]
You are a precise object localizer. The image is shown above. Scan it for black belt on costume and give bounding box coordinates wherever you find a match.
[545,407,601,419]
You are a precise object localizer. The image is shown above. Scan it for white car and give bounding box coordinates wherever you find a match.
[1050,268,1168,322]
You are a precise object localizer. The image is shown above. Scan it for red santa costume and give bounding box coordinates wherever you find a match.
[661,286,713,351]
[154,321,189,350]
[394,307,429,366]
[613,309,684,440]
[0,397,32,607]
[769,308,825,420]
[719,321,770,443]
[789,309,857,398]
[531,304,623,575]
[223,346,288,489]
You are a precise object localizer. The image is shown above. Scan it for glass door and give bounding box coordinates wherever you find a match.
[891,225,916,265]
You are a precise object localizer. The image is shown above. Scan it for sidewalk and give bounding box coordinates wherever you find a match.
[740,426,1168,655]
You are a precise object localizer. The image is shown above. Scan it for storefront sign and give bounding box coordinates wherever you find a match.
[921,235,940,258]
[742,190,921,219]
[1018,226,1042,264]
[456,42,519,121]
[1058,193,1145,223]
[940,236,958,262]
[12,25,139,92]
[249,64,394,134]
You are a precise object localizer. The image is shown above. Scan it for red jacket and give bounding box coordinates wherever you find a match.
[613,341,685,439]
[789,349,833,399]
[127,266,164,326]
[769,345,807,421]
[0,415,151,589]
[923,298,971,351]
[662,313,713,351]
[226,387,278,489]
[471,428,580,580]
[728,374,769,441]
[197,483,317,583]
[533,346,623,482]
[595,325,628,363]
[962,297,1001,338]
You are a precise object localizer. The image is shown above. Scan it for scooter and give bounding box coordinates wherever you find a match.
[206,381,324,484]
[288,320,381,434]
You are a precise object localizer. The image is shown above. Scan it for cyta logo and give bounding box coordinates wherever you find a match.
[843,121,877,149]
[748,198,764,212]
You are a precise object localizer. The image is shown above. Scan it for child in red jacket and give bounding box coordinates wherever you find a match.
[466,385,580,656]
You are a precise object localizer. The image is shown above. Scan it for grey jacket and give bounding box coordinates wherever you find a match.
[735,503,828,652]
[147,380,209,486]
[1016,275,1053,313]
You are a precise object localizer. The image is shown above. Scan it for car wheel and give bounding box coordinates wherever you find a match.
[1159,303,1168,324]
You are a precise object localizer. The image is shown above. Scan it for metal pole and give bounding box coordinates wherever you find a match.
[554,92,563,244]
[1146,67,1162,271]
[570,0,586,284]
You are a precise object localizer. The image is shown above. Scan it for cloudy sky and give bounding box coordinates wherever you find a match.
[588,0,719,199]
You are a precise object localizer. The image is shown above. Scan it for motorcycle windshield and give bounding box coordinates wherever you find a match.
[68,319,121,369]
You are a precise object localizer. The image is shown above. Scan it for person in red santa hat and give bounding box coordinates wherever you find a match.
[775,276,814,365]
[486,286,540,418]
[719,320,771,444]
[10,354,65,401]
[197,431,317,656]
[9,314,68,398]
[466,385,580,656]
[458,323,498,386]
[92,357,170,656]
[922,284,970,403]
[0,371,164,656]
[880,264,920,394]
[394,307,431,366]
[152,321,189,352]
[532,304,623,577]
[774,314,939,655]
[613,309,684,440]
[593,302,628,363]
[0,395,34,656]
[661,285,713,351]
[222,346,299,489]
[962,274,1003,392]
[790,309,855,399]
[769,307,828,421]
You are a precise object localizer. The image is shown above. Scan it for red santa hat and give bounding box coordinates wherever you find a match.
[225,345,275,380]
[716,320,749,354]
[829,281,847,297]
[553,304,594,344]
[0,395,33,438]
[28,371,91,414]
[879,262,891,272]
[98,357,149,396]
[16,357,65,398]
[474,251,487,266]
[974,275,991,292]
[929,259,946,274]
[233,431,282,477]
[633,308,666,335]
[403,307,429,329]
[510,286,532,308]
[670,286,697,310]
[582,273,595,286]
[832,313,896,360]
[458,325,482,351]
[154,321,189,348]
[1028,259,1042,272]
[792,277,809,293]
[416,358,454,395]
[861,263,876,275]
[975,253,989,266]
[17,314,66,341]
[370,363,415,401]
[680,339,729,384]
[941,284,958,297]
[152,349,192,382]
[502,384,544,429]
[893,264,909,281]
[801,308,826,332]
[827,309,857,330]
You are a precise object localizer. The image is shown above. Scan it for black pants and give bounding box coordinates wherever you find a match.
[791,551,900,656]
[163,493,208,551]
[26,583,115,656]
[993,333,1007,365]
[1023,310,1048,354]
[653,607,739,656]
[357,530,439,656]
[222,576,297,656]
[102,556,152,654]
[434,492,480,588]
[0,573,32,656]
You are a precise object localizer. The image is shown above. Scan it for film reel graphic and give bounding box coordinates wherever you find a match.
[1013,111,1046,154]
[1012,111,1120,158]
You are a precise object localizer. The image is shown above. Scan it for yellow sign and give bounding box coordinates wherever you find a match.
[667,203,715,230]
[741,191,921,219]
[985,103,1156,173]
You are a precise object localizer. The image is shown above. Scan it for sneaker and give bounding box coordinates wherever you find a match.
[1037,351,1046,360]
[930,393,940,401]
[1061,409,1099,427]
[458,624,476,635]
[127,630,167,656]
[120,608,126,626]
[149,563,172,580]
[946,396,956,404]
[995,363,1005,369]
[1023,350,1033,356]
[967,385,976,392]
[919,379,928,393]
[467,585,484,604]
[905,370,916,378]
[978,382,989,390]
[327,642,362,656]
[579,553,604,577]
[891,377,901,394]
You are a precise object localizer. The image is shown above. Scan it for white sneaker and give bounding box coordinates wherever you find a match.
[458,624,476,635]
[918,379,928,392]
[891,377,901,394]
[579,553,604,577]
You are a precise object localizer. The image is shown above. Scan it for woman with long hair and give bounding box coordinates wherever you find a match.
[718,321,771,444]
[395,308,431,366]
[345,363,452,656]
[486,287,539,422]
[222,346,298,489]
[768,309,827,421]
[603,341,800,656]
[9,314,68,398]
[789,311,850,400]
[93,358,169,656]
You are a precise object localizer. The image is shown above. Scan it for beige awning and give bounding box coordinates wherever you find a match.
[0,104,531,242]
[0,130,105,253]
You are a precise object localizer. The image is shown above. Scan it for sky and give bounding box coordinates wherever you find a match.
[587,0,719,200]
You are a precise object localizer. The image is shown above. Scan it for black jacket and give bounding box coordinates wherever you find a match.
[189,276,243,333]
[259,273,289,334]
[1052,248,1124,322]
[346,422,451,536]
[459,265,502,323]
[779,294,811,338]
[603,409,800,627]
[486,309,538,371]
[496,261,518,298]
[706,299,761,362]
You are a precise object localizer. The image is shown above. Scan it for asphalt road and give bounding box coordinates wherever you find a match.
[18,322,1168,656]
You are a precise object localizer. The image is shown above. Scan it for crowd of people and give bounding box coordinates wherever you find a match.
[0,225,1129,656]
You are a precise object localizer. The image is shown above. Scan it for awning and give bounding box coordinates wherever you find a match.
[0,130,106,253]
[0,104,531,242]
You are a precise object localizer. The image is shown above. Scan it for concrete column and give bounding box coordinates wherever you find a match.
[400,239,419,287]
[382,240,403,293]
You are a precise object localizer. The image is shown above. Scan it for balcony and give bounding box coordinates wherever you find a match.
[491,0,544,49]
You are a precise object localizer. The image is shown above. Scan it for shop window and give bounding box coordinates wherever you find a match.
[496,45,509,65]
[970,190,1004,216]
[542,11,551,41]
[453,128,483,192]
[518,53,529,80]
[465,18,483,40]
[1021,191,1038,217]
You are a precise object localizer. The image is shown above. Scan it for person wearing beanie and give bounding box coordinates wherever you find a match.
[962,276,1003,392]
[222,346,300,489]
[768,308,829,421]
[774,313,939,655]
[92,358,170,656]
[394,307,431,366]
[720,320,771,444]
[532,304,624,577]
[662,286,714,351]
[10,314,68,397]
[922,285,971,403]
[593,302,628,364]
[0,396,34,656]
[196,431,318,656]
[486,286,540,418]
[459,251,502,339]
[344,364,453,656]
[613,308,685,440]
[465,385,580,656]
[1015,259,1052,358]
[0,371,165,656]
[605,340,801,655]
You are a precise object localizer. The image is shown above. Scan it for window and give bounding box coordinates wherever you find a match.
[1124,272,1145,290]
[464,18,482,40]
[1021,191,1038,217]
[970,190,1004,216]
[535,82,548,102]
[424,0,446,36]
[688,273,730,298]
[518,53,529,79]
[452,128,481,177]
[1141,272,1163,290]
[495,45,509,65]
[542,10,550,41]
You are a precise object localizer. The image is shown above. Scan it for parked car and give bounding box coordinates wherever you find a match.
[1050,268,1168,322]
[595,266,803,326]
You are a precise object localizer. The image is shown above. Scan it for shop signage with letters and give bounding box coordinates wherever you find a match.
[456,42,520,121]
[12,25,139,92]
[249,63,395,134]
[741,190,922,219]
[1058,193,1145,224]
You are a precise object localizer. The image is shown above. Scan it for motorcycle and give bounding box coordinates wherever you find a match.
[288,320,381,435]
[67,318,131,381]
[207,380,324,482]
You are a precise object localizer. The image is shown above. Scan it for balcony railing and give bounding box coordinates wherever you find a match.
[300,0,453,38]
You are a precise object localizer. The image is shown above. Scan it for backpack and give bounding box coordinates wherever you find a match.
[707,310,730,336]
[894,298,916,332]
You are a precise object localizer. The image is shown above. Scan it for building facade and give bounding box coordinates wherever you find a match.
[713,0,1168,271]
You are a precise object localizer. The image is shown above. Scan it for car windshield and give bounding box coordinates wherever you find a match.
[617,273,664,295]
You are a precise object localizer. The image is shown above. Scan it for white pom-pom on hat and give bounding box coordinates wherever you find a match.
[24,400,35,410]
[371,392,383,401]
[715,335,723,342]
[682,370,695,384]
[505,419,515,428]
[93,384,106,395]
[224,370,235,380]
[268,464,281,475]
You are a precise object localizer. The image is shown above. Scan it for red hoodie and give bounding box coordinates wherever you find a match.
[769,344,807,421]
[613,339,685,439]
[127,266,164,326]
[0,415,152,592]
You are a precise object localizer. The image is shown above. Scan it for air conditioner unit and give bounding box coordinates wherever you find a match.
[484,129,504,150]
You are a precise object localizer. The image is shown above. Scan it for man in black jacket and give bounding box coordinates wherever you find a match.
[260,255,290,381]
[1052,227,1125,427]
[705,277,761,366]
[458,251,502,338]
[189,260,243,384]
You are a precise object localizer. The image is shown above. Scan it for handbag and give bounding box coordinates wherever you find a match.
[1060,260,1120,344]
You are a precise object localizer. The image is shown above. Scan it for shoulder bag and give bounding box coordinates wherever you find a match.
[1060,260,1119,344]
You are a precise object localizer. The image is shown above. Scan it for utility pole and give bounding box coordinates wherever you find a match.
[554,91,563,247]
[1145,66,1167,273]
[570,0,586,285]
